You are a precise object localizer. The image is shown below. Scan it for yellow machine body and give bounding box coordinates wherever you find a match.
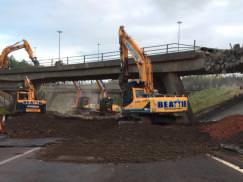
[124,87,188,114]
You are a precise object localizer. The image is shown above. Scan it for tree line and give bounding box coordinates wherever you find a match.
[182,74,243,90]
[8,55,33,69]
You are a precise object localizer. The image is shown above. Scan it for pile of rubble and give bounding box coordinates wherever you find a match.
[201,115,243,142]
[201,44,243,73]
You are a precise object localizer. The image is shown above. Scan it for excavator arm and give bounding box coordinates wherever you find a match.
[24,76,35,100]
[72,81,81,108]
[22,39,39,66]
[119,26,153,94]
[0,39,39,68]
[96,80,108,99]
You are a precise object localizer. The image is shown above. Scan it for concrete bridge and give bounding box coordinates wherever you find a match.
[0,51,202,83]
[0,42,242,84]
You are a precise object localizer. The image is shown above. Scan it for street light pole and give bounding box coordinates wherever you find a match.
[177,21,182,52]
[57,30,63,61]
[97,42,100,61]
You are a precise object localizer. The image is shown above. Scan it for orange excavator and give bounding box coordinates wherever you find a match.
[16,76,46,113]
[0,39,39,69]
[72,81,90,111]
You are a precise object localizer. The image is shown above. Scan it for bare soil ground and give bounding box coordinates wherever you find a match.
[5,113,209,163]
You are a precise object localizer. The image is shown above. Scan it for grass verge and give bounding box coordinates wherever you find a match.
[189,87,243,114]
[0,107,9,115]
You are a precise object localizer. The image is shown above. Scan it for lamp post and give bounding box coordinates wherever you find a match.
[97,42,100,61]
[177,21,182,52]
[57,30,63,61]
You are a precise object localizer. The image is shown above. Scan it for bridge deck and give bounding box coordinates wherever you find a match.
[0,51,202,82]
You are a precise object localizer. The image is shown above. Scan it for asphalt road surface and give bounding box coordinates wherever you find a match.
[0,147,242,182]
[207,99,243,121]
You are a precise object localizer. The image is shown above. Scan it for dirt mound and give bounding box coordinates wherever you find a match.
[201,115,243,141]
[5,113,209,163]
[5,113,115,138]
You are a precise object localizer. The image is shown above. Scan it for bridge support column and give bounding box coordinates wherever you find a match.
[33,82,45,100]
[10,93,17,113]
[159,73,196,124]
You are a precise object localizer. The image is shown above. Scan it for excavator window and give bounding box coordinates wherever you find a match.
[18,92,28,100]
[135,89,146,98]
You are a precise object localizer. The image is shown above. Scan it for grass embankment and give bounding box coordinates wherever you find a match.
[0,107,9,115]
[189,87,243,114]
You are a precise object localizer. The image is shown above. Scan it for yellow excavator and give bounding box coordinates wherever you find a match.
[16,76,46,113]
[0,39,39,69]
[119,26,188,122]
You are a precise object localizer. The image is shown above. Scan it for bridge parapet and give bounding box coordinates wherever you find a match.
[34,42,199,67]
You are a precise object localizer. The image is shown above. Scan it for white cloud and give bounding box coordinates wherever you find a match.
[210,0,229,7]
[0,0,243,60]
[215,25,243,36]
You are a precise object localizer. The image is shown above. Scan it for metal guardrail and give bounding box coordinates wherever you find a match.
[30,41,199,67]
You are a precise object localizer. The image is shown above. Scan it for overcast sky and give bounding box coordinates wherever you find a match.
[1,0,243,61]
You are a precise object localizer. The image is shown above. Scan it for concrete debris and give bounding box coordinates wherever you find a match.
[200,115,243,141]
[220,143,243,155]
[201,44,243,73]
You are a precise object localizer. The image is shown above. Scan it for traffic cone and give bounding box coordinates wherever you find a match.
[0,115,5,134]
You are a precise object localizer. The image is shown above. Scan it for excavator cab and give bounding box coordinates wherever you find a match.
[96,80,120,113]
[80,96,90,109]
[100,97,113,113]
[18,91,29,100]
[122,80,146,106]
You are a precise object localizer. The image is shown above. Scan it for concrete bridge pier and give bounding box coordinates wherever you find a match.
[1,91,17,113]
[0,91,14,111]
[10,92,17,113]
[155,73,196,124]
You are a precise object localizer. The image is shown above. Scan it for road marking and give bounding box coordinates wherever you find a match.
[0,147,40,166]
[206,154,243,174]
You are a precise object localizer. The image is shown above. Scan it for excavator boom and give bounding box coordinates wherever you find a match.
[119,26,153,94]
[96,80,108,99]
[72,81,81,108]
[24,76,35,100]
